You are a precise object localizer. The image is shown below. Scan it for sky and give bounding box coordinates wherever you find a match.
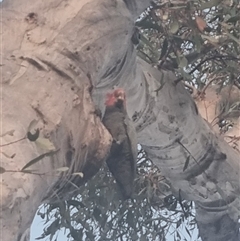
[30,204,200,241]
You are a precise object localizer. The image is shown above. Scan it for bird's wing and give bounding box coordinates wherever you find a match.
[124,117,138,163]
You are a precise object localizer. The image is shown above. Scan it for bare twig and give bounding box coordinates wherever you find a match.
[0,136,26,147]
[183,82,198,97]
[174,55,240,85]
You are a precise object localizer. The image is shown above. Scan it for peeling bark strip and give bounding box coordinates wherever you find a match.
[61,49,81,62]
[39,59,73,80]
[21,57,46,71]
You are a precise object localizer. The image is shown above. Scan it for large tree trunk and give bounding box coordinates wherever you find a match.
[1,1,239,241]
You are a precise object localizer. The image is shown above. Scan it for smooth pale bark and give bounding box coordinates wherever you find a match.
[130,61,240,241]
[1,1,239,241]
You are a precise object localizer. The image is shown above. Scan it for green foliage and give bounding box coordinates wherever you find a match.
[37,149,198,241]
[136,0,240,90]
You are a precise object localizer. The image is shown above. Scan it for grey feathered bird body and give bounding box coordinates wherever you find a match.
[103,103,137,199]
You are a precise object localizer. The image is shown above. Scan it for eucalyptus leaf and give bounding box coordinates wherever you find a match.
[55,167,69,172]
[169,21,179,34]
[21,149,59,170]
[72,172,84,178]
[35,137,56,151]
